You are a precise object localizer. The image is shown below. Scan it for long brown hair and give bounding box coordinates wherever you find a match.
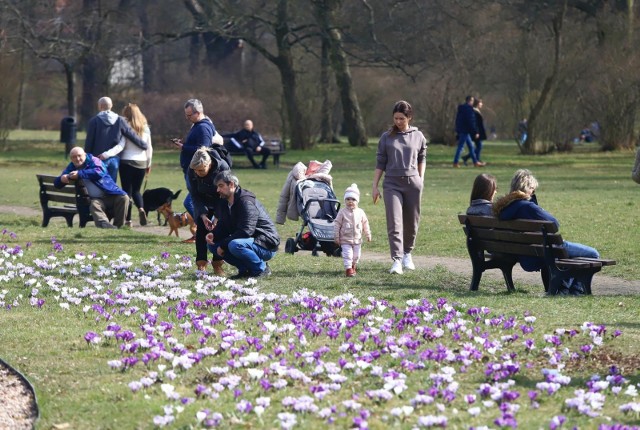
[389,100,413,135]
[470,173,497,204]
[122,103,148,136]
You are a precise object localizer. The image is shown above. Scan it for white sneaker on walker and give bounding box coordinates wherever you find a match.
[402,253,415,270]
[389,259,403,274]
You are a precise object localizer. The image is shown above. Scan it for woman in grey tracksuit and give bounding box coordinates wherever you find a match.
[372,100,428,275]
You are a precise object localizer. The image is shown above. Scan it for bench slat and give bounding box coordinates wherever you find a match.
[459,214,560,233]
[476,240,569,259]
[42,194,78,205]
[470,228,564,245]
[40,183,76,195]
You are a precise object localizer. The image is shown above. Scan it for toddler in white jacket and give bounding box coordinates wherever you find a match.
[334,183,372,277]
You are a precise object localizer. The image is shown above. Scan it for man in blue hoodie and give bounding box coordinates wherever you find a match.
[84,96,148,182]
[171,99,216,239]
[55,147,129,229]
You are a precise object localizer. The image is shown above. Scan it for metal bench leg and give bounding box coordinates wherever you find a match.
[500,265,516,292]
[469,267,482,291]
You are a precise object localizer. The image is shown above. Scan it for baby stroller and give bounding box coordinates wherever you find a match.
[284,178,342,257]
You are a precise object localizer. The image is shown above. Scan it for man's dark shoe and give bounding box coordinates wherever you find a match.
[97,221,117,229]
[230,271,249,280]
[254,264,272,278]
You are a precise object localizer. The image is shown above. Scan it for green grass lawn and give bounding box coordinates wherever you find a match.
[1,136,639,429]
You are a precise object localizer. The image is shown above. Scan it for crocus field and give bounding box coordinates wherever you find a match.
[1,228,639,430]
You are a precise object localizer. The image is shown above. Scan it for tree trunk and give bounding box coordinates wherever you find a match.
[523,2,565,154]
[138,0,156,92]
[15,41,25,129]
[64,64,76,119]
[315,0,367,147]
[319,38,337,143]
[272,0,310,149]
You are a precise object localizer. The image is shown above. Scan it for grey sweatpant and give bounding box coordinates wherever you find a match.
[382,175,423,260]
[90,194,130,228]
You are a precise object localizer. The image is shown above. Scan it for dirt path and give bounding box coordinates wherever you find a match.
[2,205,638,296]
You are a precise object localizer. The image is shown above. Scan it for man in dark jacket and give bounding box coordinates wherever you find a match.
[452,95,484,168]
[206,170,280,279]
[55,147,129,229]
[84,96,148,182]
[223,119,271,169]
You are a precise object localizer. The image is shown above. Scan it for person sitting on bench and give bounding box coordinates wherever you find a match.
[54,147,129,229]
[223,119,271,169]
[493,169,599,272]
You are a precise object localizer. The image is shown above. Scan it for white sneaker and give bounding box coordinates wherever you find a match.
[389,259,403,274]
[402,253,415,270]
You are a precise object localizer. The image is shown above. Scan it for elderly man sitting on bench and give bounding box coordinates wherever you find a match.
[223,119,271,169]
[54,147,129,229]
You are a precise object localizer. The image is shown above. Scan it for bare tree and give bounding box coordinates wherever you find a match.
[312,0,367,146]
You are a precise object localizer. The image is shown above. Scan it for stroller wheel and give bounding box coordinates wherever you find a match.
[285,237,296,254]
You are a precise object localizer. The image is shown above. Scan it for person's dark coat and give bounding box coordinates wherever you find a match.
[212,187,280,252]
[474,109,487,142]
[224,129,264,151]
[493,191,559,271]
[455,103,477,135]
[188,147,231,220]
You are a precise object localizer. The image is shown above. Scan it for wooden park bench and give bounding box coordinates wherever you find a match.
[36,174,92,228]
[458,214,616,295]
[226,138,286,167]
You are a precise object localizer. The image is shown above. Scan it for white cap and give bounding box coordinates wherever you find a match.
[344,183,360,202]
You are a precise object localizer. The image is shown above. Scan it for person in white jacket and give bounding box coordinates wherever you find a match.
[100,103,153,226]
[334,184,372,277]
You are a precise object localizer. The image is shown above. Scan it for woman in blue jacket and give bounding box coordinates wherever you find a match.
[493,169,599,272]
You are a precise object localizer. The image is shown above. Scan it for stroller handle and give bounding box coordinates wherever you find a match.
[303,198,341,222]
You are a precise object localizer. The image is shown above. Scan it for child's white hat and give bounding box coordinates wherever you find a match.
[344,183,360,202]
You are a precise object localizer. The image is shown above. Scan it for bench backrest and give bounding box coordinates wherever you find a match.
[37,174,89,207]
[458,214,569,259]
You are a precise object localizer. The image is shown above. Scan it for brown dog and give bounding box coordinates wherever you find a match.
[157,203,197,238]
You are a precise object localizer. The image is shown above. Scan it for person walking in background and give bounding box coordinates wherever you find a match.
[334,183,372,277]
[517,118,528,145]
[632,146,640,184]
[453,95,484,168]
[223,119,271,169]
[171,99,216,240]
[466,173,497,216]
[462,98,487,166]
[99,103,153,227]
[85,96,148,182]
[205,171,280,279]
[372,100,427,275]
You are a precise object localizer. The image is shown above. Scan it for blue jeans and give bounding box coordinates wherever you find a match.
[563,241,599,259]
[454,133,477,164]
[183,173,194,218]
[208,238,275,275]
[103,156,120,183]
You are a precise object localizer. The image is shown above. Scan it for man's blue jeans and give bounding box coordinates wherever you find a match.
[103,156,120,183]
[453,133,477,164]
[183,173,194,218]
[563,241,599,258]
[209,238,275,275]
